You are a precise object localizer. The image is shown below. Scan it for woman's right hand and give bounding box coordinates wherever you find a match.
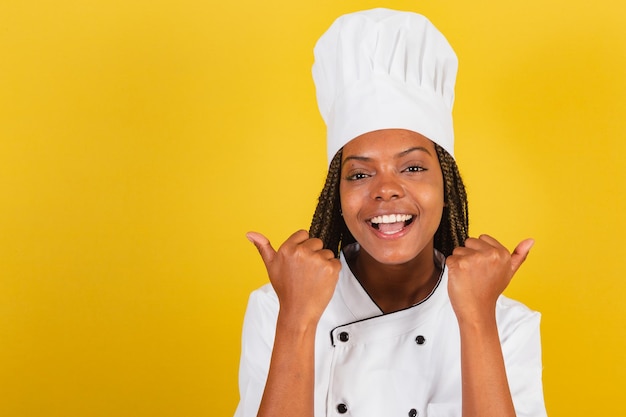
[246,230,342,326]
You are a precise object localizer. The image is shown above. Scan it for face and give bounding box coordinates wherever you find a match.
[339,129,444,265]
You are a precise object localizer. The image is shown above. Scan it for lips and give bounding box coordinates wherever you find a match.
[368,213,415,235]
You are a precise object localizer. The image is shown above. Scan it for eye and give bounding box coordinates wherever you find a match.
[345,171,370,181]
[404,165,426,173]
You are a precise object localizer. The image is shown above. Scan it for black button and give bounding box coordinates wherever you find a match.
[337,403,348,414]
[415,335,426,345]
[339,331,349,342]
[409,408,418,417]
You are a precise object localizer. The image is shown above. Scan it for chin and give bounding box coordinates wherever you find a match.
[363,245,428,266]
[352,226,436,262]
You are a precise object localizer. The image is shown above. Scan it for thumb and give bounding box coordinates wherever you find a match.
[510,238,535,274]
[246,231,276,267]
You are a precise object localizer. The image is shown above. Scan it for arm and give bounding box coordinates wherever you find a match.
[246,230,340,417]
[256,310,318,416]
[457,307,515,417]
[446,235,535,417]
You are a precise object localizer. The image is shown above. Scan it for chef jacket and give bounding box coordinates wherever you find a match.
[235,248,547,417]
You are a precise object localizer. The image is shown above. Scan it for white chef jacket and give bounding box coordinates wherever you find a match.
[235,248,547,417]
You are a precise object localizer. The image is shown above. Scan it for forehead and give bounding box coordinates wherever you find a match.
[341,129,436,158]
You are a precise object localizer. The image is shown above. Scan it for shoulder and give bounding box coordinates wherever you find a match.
[496,295,541,321]
[245,283,279,317]
[495,294,542,343]
[250,282,278,300]
[240,284,280,349]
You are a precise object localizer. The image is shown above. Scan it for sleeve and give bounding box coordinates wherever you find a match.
[497,299,548,417]
[234,286,279,417]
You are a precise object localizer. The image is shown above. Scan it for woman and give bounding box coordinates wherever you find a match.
[236,8,547,417]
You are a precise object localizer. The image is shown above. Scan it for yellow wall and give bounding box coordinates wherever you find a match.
[1,1,625,416]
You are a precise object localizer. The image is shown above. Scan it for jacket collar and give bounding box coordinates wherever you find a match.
[337,243,448,323]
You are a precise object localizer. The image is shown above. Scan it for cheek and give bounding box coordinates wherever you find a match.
[339,185,358,219]
[339,185,366,235]
[429,182,445,209]
[407,181,445,226]
[425,184,446,220]
[433,184,446,230]
[424,171,445,208]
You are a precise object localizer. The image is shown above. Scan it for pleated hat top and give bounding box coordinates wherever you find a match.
[312,8,458,164]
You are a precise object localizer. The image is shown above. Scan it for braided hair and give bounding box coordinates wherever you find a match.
[309,143,468,258]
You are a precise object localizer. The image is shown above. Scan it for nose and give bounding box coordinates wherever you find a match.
[370,172,404,201]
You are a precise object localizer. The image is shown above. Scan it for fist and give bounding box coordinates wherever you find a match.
[445,235,534,323]
[246,230,342,324]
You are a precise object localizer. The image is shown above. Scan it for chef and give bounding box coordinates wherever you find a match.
[236,8,547,417]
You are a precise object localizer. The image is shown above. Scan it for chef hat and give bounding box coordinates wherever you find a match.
[312,8,458,163]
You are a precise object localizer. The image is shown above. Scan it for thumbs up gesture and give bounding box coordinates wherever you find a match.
[446,235,535,323]
[246,230,342,326]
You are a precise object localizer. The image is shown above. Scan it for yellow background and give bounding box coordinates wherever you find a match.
[1,0,625,416]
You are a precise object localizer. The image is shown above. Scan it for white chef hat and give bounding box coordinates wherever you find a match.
[312,8,458,164]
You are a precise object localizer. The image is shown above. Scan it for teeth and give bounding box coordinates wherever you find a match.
[370,214,413,224]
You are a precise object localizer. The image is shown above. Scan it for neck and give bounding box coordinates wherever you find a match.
[348,244,441,314]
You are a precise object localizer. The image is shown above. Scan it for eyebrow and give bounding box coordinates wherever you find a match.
[342,146,432,168]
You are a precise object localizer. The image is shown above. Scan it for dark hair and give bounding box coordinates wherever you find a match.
[309,143,468,257]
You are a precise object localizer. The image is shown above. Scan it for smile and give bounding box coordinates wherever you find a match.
[368,214,415,235]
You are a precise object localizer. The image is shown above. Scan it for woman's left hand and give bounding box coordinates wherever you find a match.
[446,235,534,324]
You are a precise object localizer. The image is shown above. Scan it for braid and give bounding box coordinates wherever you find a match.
[309,149,351,257]
[434,143,469,256]
[309,149,355,257]
[310,144,469,258]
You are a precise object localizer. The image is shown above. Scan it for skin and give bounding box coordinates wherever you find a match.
[246,129,533,417]
[339,129,444,312]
